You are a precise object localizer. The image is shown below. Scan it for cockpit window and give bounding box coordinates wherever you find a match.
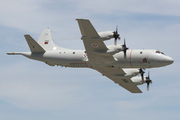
[156,50,165,55]
[156,51,161,53]
[161,52,165,55]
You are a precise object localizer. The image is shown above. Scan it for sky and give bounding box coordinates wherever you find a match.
[0,0,180,120]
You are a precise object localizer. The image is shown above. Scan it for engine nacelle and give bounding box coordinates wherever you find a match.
[123,69,140,77]
[106,45,123,54]
[98,31,114,40]
[93,44,123,56]
[131,76,144,85]
[112,69,140,78]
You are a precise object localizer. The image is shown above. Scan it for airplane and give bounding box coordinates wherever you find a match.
[7,19,174,93]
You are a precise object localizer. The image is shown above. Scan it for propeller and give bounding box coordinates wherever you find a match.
[139,68,145,82]
[113,26,120,45]
[145,71,152,91]
[122,38,129,59]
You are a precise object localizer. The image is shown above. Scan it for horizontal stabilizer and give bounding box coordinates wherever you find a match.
[24,35,46,53]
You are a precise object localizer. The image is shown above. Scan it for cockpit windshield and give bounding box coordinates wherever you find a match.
[155,50,165,55]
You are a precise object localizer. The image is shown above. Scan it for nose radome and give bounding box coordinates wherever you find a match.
[164,56,174,65]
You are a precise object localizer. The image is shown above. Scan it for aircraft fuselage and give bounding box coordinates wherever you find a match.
[21,49,173,69]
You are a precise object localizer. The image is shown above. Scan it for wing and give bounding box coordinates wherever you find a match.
[76,19,141,93]
[76,19,115,65]
[94,67,142,93]
[76,19,100,38]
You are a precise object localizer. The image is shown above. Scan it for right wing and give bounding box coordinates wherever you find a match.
[94,67,142,93]
[76,19,115,65]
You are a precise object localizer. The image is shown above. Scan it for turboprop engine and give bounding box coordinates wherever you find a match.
[131,76,152,91]
[121,69,153,91]
[93,44,123,56]
[97,26,120,45]
[131,70,153,91]
[98,31,115,40]
[93,39,129,56]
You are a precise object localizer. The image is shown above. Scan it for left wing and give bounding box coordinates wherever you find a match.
[94,67,142,93]
[76,19,115,65]
[76,19,141,93]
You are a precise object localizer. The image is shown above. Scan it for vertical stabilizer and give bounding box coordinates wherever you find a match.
[37,29,68,51]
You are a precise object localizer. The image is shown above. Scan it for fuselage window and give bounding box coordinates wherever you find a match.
[140,51,143,54]
[73,52,75,54]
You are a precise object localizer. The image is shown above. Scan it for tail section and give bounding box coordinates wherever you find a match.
[7,29,69,55]
[37,29,68,51]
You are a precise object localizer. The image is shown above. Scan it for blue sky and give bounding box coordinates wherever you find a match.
[1,0,180,120]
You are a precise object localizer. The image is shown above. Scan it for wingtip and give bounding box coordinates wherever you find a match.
[76,18,89,21]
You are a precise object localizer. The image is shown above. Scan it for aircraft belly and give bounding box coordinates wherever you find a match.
[45,55,86,67]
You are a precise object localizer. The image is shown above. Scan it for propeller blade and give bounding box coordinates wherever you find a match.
[124,38,126,46]
[147,82,150,91]
[139,68,145,82]
[147,71,150,79]
[145,71,152,91]
[116,25,118,33]
[124,49,127,58]
[114,39,117,45]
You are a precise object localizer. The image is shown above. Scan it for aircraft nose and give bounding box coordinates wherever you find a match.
[163,56,174,65]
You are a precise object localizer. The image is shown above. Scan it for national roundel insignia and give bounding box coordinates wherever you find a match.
[44,40,49,44]
[91,43,98,48]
